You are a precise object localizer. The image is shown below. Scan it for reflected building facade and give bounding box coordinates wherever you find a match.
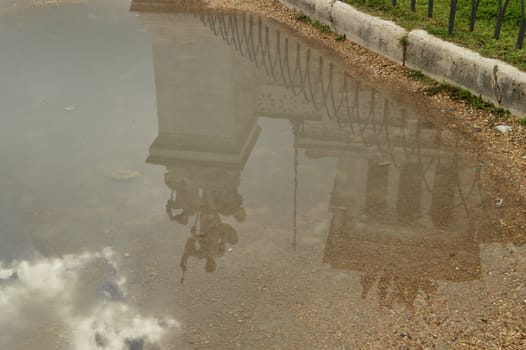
[134,4,495,307]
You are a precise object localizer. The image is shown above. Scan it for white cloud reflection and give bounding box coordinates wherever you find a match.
[0,248,178,349]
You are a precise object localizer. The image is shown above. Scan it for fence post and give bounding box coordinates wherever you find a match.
[411,0,416,11]
[494,0,510,39]
[428,0,434,18]
[517,0,525,48]
[469,0,480,31]
[448,0,458,35]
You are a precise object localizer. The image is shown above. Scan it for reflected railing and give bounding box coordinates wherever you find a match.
[195,11,489,226]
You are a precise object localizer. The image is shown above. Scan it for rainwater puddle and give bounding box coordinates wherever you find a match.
[0,0,524,349]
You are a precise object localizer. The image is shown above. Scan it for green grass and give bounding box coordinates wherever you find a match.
[425,82,509,116]
[519,117,526,126]
[336,33,347,41]
[406,70,510,117]
[296,13,333,34]
[296,13,312,24]
[408,69,431,83]
[320,24,332,33]
[345,0,526,71]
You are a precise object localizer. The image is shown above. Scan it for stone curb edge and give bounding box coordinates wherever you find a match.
[280,0,526,118]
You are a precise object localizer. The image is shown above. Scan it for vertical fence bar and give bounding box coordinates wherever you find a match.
[411,0,416,11]
[469,0,480,31]
[392,0,397,6]
[494,0,510,39]
[448,0,458,35]
[517,0,525,48]
[428,0,434,18]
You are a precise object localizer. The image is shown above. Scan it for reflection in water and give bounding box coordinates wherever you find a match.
[2,1,521,348]
[135,7,499,309]
[0,249,178,349]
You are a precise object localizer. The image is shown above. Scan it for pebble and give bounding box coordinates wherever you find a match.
[495,125,512,134]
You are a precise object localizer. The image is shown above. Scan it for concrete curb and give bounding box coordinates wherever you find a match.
[280,0,333,26]
[280,0,526,117]
[331,1,406,65]
[406,30,526,117]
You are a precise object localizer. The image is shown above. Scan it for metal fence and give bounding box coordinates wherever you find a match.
[387,0,526,48]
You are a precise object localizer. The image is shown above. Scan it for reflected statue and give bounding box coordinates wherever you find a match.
[180,211,239,274]
[165,168,245,276]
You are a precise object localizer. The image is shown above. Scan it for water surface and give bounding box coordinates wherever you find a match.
[0,1,524,349]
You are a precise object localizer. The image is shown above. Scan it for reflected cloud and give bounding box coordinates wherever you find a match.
[0,248,178,349]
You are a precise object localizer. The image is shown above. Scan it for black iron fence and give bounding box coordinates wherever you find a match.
[384,0,525,48]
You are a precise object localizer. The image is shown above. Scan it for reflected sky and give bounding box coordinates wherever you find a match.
[0,248,178,349]
[0,0,524,348]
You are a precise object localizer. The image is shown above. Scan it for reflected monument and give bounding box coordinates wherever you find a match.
[134,4,501,308]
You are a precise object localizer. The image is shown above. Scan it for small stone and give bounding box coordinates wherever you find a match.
[495,125,512,134]
[159,318,179,329]
[65,105,75,111]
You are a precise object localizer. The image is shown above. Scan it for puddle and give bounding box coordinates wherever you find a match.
[0,0,524,348]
